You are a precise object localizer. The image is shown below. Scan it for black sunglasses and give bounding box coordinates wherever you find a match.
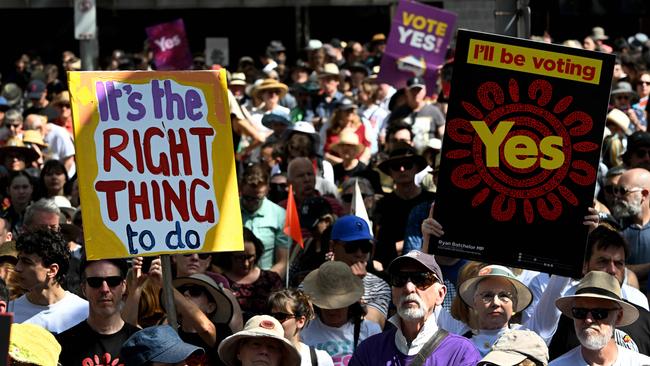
[270,312,296,323]
[178,285,206,298]
[86,276,123,288]
[390,161,414,171]
[341,193,372,203]
[571,307,619,320]
[389,272,438,290]
[343,240,372,254]
[183,253,212,260]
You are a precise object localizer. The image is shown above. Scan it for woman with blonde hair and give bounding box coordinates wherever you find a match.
[268,289,334,366]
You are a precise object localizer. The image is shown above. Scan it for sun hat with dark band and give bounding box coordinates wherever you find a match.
[459,265,532,313]
[555,270,639,327]
[218,315,300,366]
[302,260,364,309]
[173,273,234,324]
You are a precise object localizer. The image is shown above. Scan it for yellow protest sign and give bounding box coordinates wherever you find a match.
[68,70,243,259]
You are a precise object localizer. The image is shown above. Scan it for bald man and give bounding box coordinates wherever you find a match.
[281,157,343,219]
[611,168,650,280]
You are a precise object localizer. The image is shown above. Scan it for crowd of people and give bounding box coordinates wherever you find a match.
[2,24,650,366]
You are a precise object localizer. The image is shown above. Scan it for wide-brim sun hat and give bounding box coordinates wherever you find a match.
[377,145,428,175]
[173,273,234,324]
[9,323,61,366]
[302,260,364,309]
[0,137,40,165]
[252,78,288,99]
[555,271,639,327]
[459,265,533,313]
[606,108,631,134]
[218,315,300,366]
[477,329,549,366]
[330,131,364,157]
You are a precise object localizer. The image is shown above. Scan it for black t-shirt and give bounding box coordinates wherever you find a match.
[23,104,59,122]
[549,301,650,358]
[333,161,367,187]
[373,190,437,267]
[57,320,139,366]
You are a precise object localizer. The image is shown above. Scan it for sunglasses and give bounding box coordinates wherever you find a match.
[633,149,650,159]
[183,253,212,260]
[641,81,650,86]
[341,193,372,203]
[343,240,372,254]
[270,312,296,323]
[571,307,619,320]
[178,285,207,298]
[389,272,438,290]
[611,185,643,196]
[389,161,414,172]
[86,276,123,288]
[476,291,513,304]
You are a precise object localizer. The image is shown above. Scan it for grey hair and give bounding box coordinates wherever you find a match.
[23,198,61,228]
[341,177,374,195]
[3,109,22,125]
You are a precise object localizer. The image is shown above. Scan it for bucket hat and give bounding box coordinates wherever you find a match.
[477,329,549,366]
[121,325,204,365]
[302,261,364,309]
[459,265,533,313]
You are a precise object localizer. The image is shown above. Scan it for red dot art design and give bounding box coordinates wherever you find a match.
[446,79,597,223]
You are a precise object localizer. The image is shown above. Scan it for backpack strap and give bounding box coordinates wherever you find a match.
[310,345,318,366]
[409,329,449,366]
[353,316,362,351]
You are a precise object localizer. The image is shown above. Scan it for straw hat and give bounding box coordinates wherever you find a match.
[173,273,234,324]
[217,315,300,366]
[319,63,340,78]
[302,261,364,309]
[377,145,427,175]
[0,241,17,264]
[330,130,364,157]
[22,130,48,148]
[51,91,70,107]
[555,271,639,327]
[252,79,288,99]
[458,265,533,313]
[606,108,630,134]
[9,323,61,366]
[229,72,247,86]
[0,137,40,165]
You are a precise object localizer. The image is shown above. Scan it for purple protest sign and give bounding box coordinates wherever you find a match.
[146,19,193,71]
[378,0,457,94]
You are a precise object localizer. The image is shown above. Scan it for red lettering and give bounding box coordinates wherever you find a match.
[151,180,163,221]
[103,128,132,172]
[143,127,170,175]
[190,127,214,176]
[128,181,151,221]
[162,180,189,221]
[95,180,127,221]
[169,129,191,176]
[133,129,145,173]
[190,179,215,223]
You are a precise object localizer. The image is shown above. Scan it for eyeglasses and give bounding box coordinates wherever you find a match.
[611,185,644,196]
[270,312,296,323]
[640,81,650,86]
[342,240,372,254]
[177,285,206,298]
[389,272,438,290]
[476,291,514,304]
[571,307,619,320]
[183,253,212,260]
[633,149,650,159]
[86,276,123,288]
[389,161,414,171]
[232,254,256,262]
[341,193,372,203]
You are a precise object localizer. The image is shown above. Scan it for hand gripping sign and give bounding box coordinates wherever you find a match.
[431,30,615,277]
[68,70,243,259]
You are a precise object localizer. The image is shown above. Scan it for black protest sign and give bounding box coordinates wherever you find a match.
[431,30,614,277]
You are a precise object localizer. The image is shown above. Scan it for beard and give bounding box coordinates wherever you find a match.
[575,319,615,351]
[611,198,642,220]
[397,294,428,321]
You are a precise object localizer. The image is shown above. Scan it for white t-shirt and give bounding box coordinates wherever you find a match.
[550,344,650,366]
[297,341,334,366]
[44,123,76,178]
[9,291,88,334]
[301,317,381,366]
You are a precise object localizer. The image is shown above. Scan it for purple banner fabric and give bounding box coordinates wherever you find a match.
[378,0,457,94]
[146,19,193,71]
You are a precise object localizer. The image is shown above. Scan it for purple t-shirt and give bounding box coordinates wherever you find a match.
[349,329,481,366]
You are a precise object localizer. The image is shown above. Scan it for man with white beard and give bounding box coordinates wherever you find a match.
[609,168,650,282]
[550,271,650,365]
[349,251,480,365]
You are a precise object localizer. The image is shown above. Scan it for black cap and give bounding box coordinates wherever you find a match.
[623,131,650,163]
[336,97,358,111]
[406,77,426,89]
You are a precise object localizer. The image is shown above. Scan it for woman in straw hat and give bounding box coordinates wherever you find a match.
[249,79,290,137]
[300,261,381,364]
[268,289,334,366]
[323,97,371,165]
[330,130,367,187]
[218,315,301,366]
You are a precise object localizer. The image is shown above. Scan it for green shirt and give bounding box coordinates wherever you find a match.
[241,198,289,270]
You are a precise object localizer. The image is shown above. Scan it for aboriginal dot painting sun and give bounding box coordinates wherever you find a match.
[445,78,597,223]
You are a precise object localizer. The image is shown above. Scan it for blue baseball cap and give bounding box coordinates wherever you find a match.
[0,97,9,112]
[121,325,204,365]
[331,215,372,242]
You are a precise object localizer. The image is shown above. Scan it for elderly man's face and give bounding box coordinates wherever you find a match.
[391,262,446,322]
[611,173,646,221]
[288,159,316,200]
[573,297,622,350]
[472,277,516,330]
